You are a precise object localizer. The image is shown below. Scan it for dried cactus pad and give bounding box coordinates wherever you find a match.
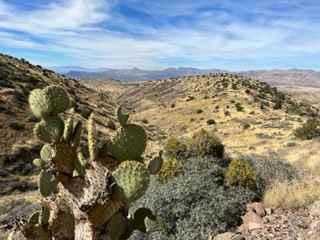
[109,124,147,161]
[113,161,150,203]
[29,85,70,118]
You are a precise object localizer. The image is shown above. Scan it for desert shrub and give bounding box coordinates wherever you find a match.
[225,159,256,189]
[242,122,250,129]
[294,118,320,140]
[196,109,203,114]
[206,119,216,125]
[264,179,320,209]
[187,129,224,158]
[158,158,183,184]
[134,156,256,240]
[164,137,188,159]
[248,153,298,195]
[235,102,244,112]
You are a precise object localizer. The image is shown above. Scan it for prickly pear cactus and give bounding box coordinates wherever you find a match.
[108,106,147,161]
[113,161,150,204]
[9,86,162,240]
[29,85,70,118]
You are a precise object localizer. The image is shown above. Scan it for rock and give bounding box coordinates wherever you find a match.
[241,211,264,232]
[310,201,320,217]
[247,202,266,217]
[212,232,244,240]
[310,220,320,233]
[265,208,273,215]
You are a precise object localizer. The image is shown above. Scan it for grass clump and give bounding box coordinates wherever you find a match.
[164,136,187,159]
[294,118,320,140]
[225,159,256,189]
[158,157,183,184]
[263,179,320,209]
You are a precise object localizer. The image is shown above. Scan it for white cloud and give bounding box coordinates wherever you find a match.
[0,0,320,69]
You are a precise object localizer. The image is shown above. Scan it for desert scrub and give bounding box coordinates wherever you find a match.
[294,118,320,140]
[264,179,320,209]
[158,157,183,184]
[248,153,298,195]
[225,159,256,189]
[134,156,256,240]
[235,102,244,112]
[164,136,187,159]
[187,129,224,158]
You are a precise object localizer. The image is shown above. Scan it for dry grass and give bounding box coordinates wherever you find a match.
[263,178,320,209]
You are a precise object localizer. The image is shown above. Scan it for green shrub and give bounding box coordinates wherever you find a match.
[225,159,256,189]
[248,153,298,195]
[187,129,224,158]
[158,158,183,184]
[164,137,188,158]
[134,156,256,240]
[294,118,320,140]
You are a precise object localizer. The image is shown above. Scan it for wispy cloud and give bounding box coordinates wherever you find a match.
[0,0,320,70]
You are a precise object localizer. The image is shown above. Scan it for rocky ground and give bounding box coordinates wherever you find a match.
[213,201,320,240]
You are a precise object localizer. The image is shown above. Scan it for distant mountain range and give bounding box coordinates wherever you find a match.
[52,66,320,87]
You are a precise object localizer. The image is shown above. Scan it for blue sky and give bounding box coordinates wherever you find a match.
[0,0,320,70]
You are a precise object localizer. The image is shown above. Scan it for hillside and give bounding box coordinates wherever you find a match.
[243,69,320,88]
[106,73,320,165]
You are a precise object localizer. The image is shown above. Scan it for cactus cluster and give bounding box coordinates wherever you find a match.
[10,85,164,240]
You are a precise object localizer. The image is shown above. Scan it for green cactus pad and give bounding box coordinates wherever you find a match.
[40,144,55,162]
[28,211,40,225]
[39,205,50,226]
[29,86,70,118]
[71,121,82,148]
[87,113,97,161]
[109,124,147,161]
[33,158,46,168]
[34,116,64,143]
[113,161,150,203]
[117,106,129,126]
[133,208,156,233]
[38,170,58,197]
[63,116,74,143]
[43,85,70,115]
[148,151,163,175]
[29,89,51,119]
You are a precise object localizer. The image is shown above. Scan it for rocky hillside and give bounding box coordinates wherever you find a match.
[98,73,320,166]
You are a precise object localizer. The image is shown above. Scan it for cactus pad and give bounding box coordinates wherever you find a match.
[43,85,70,115]
[117,106,129,126]
[29,86,70,118]
[38,170,58,197]
[87,113,97,161]
[40,144,55,162]
[113,161,150,203]
[34,116,64,143]
[63,116,74,143]
[148,151,163,175]
[33,158,46,168]
[109,124,147,161]
[29,89,51,119]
